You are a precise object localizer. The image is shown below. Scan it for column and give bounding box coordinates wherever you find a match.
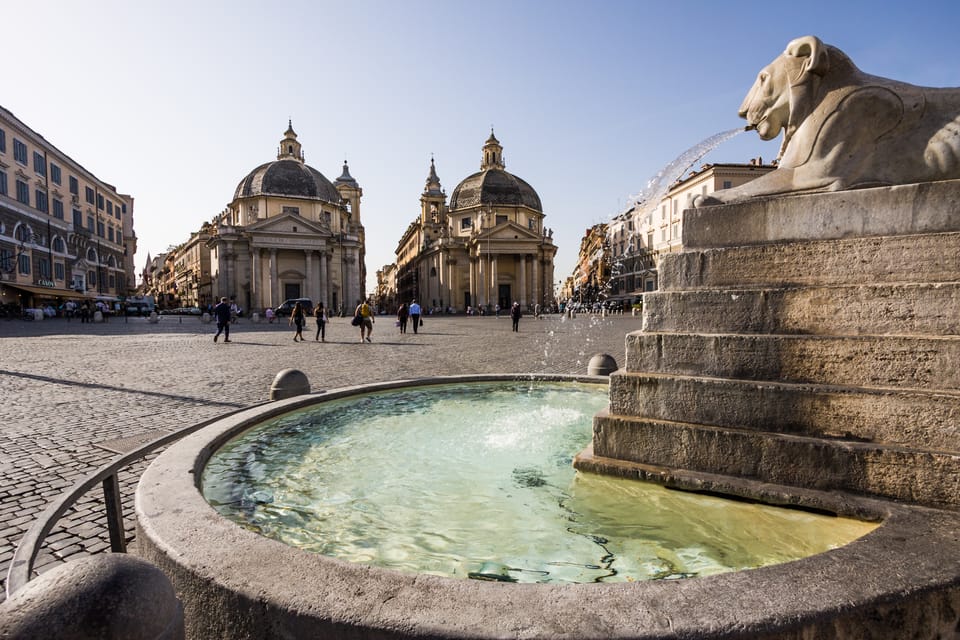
[532,255,540,309]
[519,255,527,307]
[269,249,278,306]
[251,249,261,310]
[490,255,498,307]
[304,250,313,302]
[469,258,476,309]
[319,251,328,309]
[477,255,485,307]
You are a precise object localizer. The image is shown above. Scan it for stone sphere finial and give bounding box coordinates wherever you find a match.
[270,369,310,400]
[587,353,618,376]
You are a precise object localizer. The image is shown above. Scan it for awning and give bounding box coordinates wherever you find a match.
[2,283,84,298]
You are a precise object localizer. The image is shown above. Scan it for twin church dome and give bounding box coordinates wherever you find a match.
[233,125,541,213]
[233,121,355,204]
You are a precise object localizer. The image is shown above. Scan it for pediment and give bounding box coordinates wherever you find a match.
[246,212,328,235]
[478,221,542,241]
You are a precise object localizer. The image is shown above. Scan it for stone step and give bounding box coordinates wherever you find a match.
[659,231,960,291]
[589,409,960,508]
[642,283,960,336]
[608,371,960,453]
[682,178,960,250]
[626,332,960,392]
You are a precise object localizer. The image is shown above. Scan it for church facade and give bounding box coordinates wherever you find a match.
[395,132,556,313]
[207,123,365,314]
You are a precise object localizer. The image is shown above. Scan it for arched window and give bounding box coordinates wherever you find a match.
[87,247,97,262]
[108,255,116,268]
[14,224,31,243]
[52,237,65,253]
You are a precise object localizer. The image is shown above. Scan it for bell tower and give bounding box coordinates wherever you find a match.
[277,120,304,162]
[420,157,446,225]
[480,128,504,170]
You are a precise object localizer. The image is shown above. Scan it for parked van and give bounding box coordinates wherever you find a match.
[276,298,313,317]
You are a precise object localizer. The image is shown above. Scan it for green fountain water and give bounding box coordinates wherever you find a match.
[202,381,875,584]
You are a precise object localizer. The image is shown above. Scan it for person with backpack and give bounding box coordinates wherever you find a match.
[289,301,306,342]
[354,300,375,342]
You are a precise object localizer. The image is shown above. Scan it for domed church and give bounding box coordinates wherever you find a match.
[395,131,556,312]
[208,122,365,314]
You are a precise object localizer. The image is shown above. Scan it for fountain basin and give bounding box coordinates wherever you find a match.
[136,375,960,639]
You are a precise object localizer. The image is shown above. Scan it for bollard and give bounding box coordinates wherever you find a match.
[0,554,184,640]
[148,311,159,324]
[270,369,310,400]
[93,311,103,323]
[252,312,260,323]
[202,312,211,324]
[587,353,618,376]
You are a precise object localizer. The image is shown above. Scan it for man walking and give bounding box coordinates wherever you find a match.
[213,297,232,343]
[409,300,422,335]
[510,301,522,332]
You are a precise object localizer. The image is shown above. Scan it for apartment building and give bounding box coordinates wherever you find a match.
[0,106,134,309]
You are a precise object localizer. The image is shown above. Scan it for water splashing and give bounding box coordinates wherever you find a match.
[620,127,747,219]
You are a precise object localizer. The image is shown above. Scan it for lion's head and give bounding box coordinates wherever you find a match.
[739,36,831,153]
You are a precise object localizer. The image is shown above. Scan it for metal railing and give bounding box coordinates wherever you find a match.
[5,403,264,598]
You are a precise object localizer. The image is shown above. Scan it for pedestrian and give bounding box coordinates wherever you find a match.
[213,297,232,342]
[408,300,421,334]
[397,302,409,334]
[290,301,306,342]
[230,301,241,322]
[354,299,374,342]
[314,302,327,342]
[495,303,501,319]
[265,307,275,324]
[510,301,522,332]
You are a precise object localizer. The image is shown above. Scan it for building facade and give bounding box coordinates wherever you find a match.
[606,160,776,304]
[395,132,557,313]
[206,123,365,314]
[0,106,134,310]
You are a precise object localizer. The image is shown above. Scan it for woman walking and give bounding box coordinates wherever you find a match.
[314,302,327,342]
[290,301,306,342]
[354,299,374,342]
[396,302,408,334]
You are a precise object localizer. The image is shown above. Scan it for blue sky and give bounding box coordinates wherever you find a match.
[7,0,960,292]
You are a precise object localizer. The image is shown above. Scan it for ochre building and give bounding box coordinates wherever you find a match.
[396,131,556,313]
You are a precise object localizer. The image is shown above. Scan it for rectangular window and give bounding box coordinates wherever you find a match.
[38,258,50,279]
[35,190,48,212]
[495,214,508,225]
[52,199,64,219]
[0,170,6,196]
[0,248,12,271]
[86,216,94,232]
[671,222,679,239]
[107,201,113,216]
[723,180,733,189]
[50,163,61,185]
[73,208,82,228]
[460,217,472,230]
[97,193,104,210]
[69,176,78,195]
[55,262,64,280]
[16,180,29,205]
[108,227,114,242]
[88,270,96,286]
[18,253,30,275]
[33,152,46,176]
[108,274,116,289]
[13,139,27,164]
[96,220,105,237]
[0,129,5,153]
[85,186,94,204]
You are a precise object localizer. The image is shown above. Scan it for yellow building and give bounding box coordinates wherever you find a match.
[206,123,365,314]
[395,131,557,313]
[0,106,134,309]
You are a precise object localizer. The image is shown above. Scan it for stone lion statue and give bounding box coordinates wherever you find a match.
[695,35,960,206]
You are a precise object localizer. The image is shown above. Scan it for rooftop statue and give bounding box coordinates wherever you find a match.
[695,35,960,206]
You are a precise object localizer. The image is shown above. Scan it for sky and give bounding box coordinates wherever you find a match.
[7,0,960,294]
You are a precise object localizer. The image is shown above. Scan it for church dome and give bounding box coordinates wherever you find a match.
[448,131,542,212]
[233,122,343,204]
[234,160,342,203]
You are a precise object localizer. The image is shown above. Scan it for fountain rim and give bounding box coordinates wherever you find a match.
[135,373,960,639]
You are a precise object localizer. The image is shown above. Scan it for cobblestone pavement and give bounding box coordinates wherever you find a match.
[0,311,639,597]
